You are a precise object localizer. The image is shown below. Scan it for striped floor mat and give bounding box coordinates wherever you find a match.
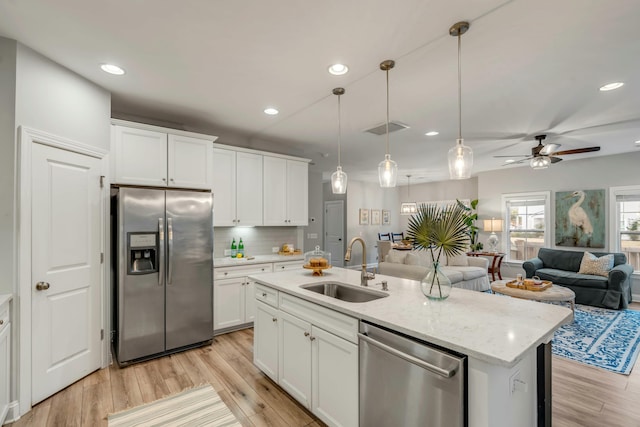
[108,384,241,427]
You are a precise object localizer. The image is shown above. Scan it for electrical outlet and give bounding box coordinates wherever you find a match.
[224,249,231,256]
[272,246,279,253]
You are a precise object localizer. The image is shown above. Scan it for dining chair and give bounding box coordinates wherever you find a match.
[378,233,391,241]
[391,232,404,243]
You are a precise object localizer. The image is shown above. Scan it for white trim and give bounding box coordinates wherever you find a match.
[17,126,107,416]
[609,185,640,274]
[501,191,551,262]
[110,118,218,142]
[212,143,312,163]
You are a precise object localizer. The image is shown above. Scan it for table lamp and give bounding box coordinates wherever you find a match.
[483,218,503,253]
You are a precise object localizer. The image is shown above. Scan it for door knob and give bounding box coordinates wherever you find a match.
[35,282,50,291]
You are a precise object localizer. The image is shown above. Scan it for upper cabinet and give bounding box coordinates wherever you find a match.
[212,149,263,226]
[263,157,308,226]
[112,122,215,190]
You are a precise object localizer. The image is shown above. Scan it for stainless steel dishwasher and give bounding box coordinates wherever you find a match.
[359,321,467,426]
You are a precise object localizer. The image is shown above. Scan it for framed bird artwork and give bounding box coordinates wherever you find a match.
[555,189,605,248]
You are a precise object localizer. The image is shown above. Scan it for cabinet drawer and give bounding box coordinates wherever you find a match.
[273,260,304,272]
[279,293,358,344]
[214,263,273,280]
[255,284,278,308]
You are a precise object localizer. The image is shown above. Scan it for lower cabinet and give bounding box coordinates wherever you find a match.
[0,301,10,425]
[254,288,358,427]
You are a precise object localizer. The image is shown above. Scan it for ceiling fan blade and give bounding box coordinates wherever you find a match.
[502,157,532,166]
[551,146,601,156]
[539,143,561,156]
[549,156,563,164]
[493,154,530,158]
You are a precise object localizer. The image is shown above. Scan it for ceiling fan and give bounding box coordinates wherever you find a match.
[494,134,601,169]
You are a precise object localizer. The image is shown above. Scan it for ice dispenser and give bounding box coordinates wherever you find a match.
[127,232,158,274]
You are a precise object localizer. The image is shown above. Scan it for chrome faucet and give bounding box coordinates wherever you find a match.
[344,237,375,286]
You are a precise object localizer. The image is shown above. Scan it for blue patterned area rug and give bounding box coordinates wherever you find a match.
[553,305,640,375]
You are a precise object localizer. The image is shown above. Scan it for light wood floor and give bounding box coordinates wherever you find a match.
[10,303,640,427]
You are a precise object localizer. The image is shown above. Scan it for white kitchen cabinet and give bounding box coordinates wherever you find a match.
[254,301,279,381]
[212,149,263,226]
[112,123,215,189]
[213,263,272,332]
[278,310,312,408]
[263,157,308,226]
[0,299,10,425]
[273,260,305,272]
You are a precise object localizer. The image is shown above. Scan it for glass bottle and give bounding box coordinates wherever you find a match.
[238,238,244,257]
[231,238,237,258]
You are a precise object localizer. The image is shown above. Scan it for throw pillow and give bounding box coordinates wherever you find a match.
[447,252,469,267]
[385,250,407,264]
[578,252,614,277]
[404,252,420,266]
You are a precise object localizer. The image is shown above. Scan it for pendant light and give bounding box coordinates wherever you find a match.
[448,21,473,180]
[331,87,348,194]
[400,175,417,215]
[378,60,398,188]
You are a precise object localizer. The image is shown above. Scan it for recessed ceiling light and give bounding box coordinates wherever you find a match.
[425,131,439,136]
[504,159,515,164]
[328,64,349,76]
[264,107,279,115]
[635,140,640,146]
[100,64,125,75]
[599,82,624,91]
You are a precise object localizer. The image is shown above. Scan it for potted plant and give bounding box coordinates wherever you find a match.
[406,203,470,300]
[457,199,481,252]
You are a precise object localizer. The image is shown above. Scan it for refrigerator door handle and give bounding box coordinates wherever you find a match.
[167,217,174,285]
[158,217,165,287]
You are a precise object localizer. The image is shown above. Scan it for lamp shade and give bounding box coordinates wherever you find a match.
[483,218,503,232]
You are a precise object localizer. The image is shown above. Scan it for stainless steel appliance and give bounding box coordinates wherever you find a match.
[113,187,213,365]
[359,321,467,426]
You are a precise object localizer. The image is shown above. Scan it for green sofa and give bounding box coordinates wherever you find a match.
[523,248,633,309]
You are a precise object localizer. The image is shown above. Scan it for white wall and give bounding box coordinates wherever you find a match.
[304,171,324,251]
[477,151,640,296]
[345,180,400,266]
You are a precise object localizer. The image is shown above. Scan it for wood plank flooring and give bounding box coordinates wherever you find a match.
[10,303,640,426]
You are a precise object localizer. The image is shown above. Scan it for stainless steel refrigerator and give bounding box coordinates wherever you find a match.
[113,187,213,365]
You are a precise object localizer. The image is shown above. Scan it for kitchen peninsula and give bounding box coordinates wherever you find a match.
[250,267,572,427]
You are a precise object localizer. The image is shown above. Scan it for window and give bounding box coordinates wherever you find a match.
[502,192,550,262]
[610,186,640,273]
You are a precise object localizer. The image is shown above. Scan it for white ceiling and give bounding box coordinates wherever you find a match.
[1,0,639,185]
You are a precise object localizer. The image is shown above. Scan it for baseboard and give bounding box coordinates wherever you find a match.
[5,400,20,424]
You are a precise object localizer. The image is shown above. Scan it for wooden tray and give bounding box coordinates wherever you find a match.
[506,279,552,291]
[279,249,302,256]
[303,264,331,276]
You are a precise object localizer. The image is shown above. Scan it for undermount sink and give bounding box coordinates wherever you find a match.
[300,282,388,303]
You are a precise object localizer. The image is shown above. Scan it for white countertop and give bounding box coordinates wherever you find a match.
[249,267,573,367]
[0,294,12,307]
[214,254,304,268]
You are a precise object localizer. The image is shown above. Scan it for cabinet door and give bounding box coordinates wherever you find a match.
[168,134,213,189]
[113,125,168,186]
[311,326,358,427]
[287,160,309,226]
[263,156,288,225]
[0,322,9,424]
[279,310,312,408]
[236,152,263,226]
[244,280,256,322]
[254,302,279,381]
[212,148,237,226]
[214,278,245,331]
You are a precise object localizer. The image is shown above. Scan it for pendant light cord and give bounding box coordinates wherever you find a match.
[337,94,342,167]
[385,67,390,155]
[458,32,462,141]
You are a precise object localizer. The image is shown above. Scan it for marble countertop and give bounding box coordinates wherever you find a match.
[0,294,12,307]
[249,267,573,367]
[214,254,304,268]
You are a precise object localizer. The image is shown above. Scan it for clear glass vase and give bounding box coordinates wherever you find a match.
[421,261,452,300]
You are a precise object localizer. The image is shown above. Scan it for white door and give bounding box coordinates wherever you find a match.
[113,125,167,186]
[31,143,102,404]
[212,148,236,226]
[263,156,287,225]
[324,201,345,267]
[278,310,312,408]
[254,301,279,381]
[213,277,245,330]
[287,160,308,226]
[236,152,263,226]
[168,134,213,189]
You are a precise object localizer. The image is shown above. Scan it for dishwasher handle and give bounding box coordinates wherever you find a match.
[358,333,456,379]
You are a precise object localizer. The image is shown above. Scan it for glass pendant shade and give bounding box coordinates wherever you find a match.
[530,156,550,169]
[448,138,473,179]
[331,166,348,194]
[378,154,398,187]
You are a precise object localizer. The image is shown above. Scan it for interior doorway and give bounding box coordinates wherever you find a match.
[324,200,345,267]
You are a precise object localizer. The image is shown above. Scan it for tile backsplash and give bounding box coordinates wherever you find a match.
[214,227,302,257]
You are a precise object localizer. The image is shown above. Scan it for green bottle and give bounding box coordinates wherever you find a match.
[238,238,245,257]
[231,238,237,258]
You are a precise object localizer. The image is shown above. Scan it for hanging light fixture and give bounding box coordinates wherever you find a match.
[400,175,417,215]
[378,60,398,188]
[530,156,551,169]
[448,21,473,180]
[331,87,348,194]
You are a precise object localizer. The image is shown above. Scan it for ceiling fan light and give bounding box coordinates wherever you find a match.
[378,154,398,188]
[530,156,550,169]
[331,166,348,194]
[448,139,473,179]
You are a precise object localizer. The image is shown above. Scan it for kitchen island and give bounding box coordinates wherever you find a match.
[249,267,572,427]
